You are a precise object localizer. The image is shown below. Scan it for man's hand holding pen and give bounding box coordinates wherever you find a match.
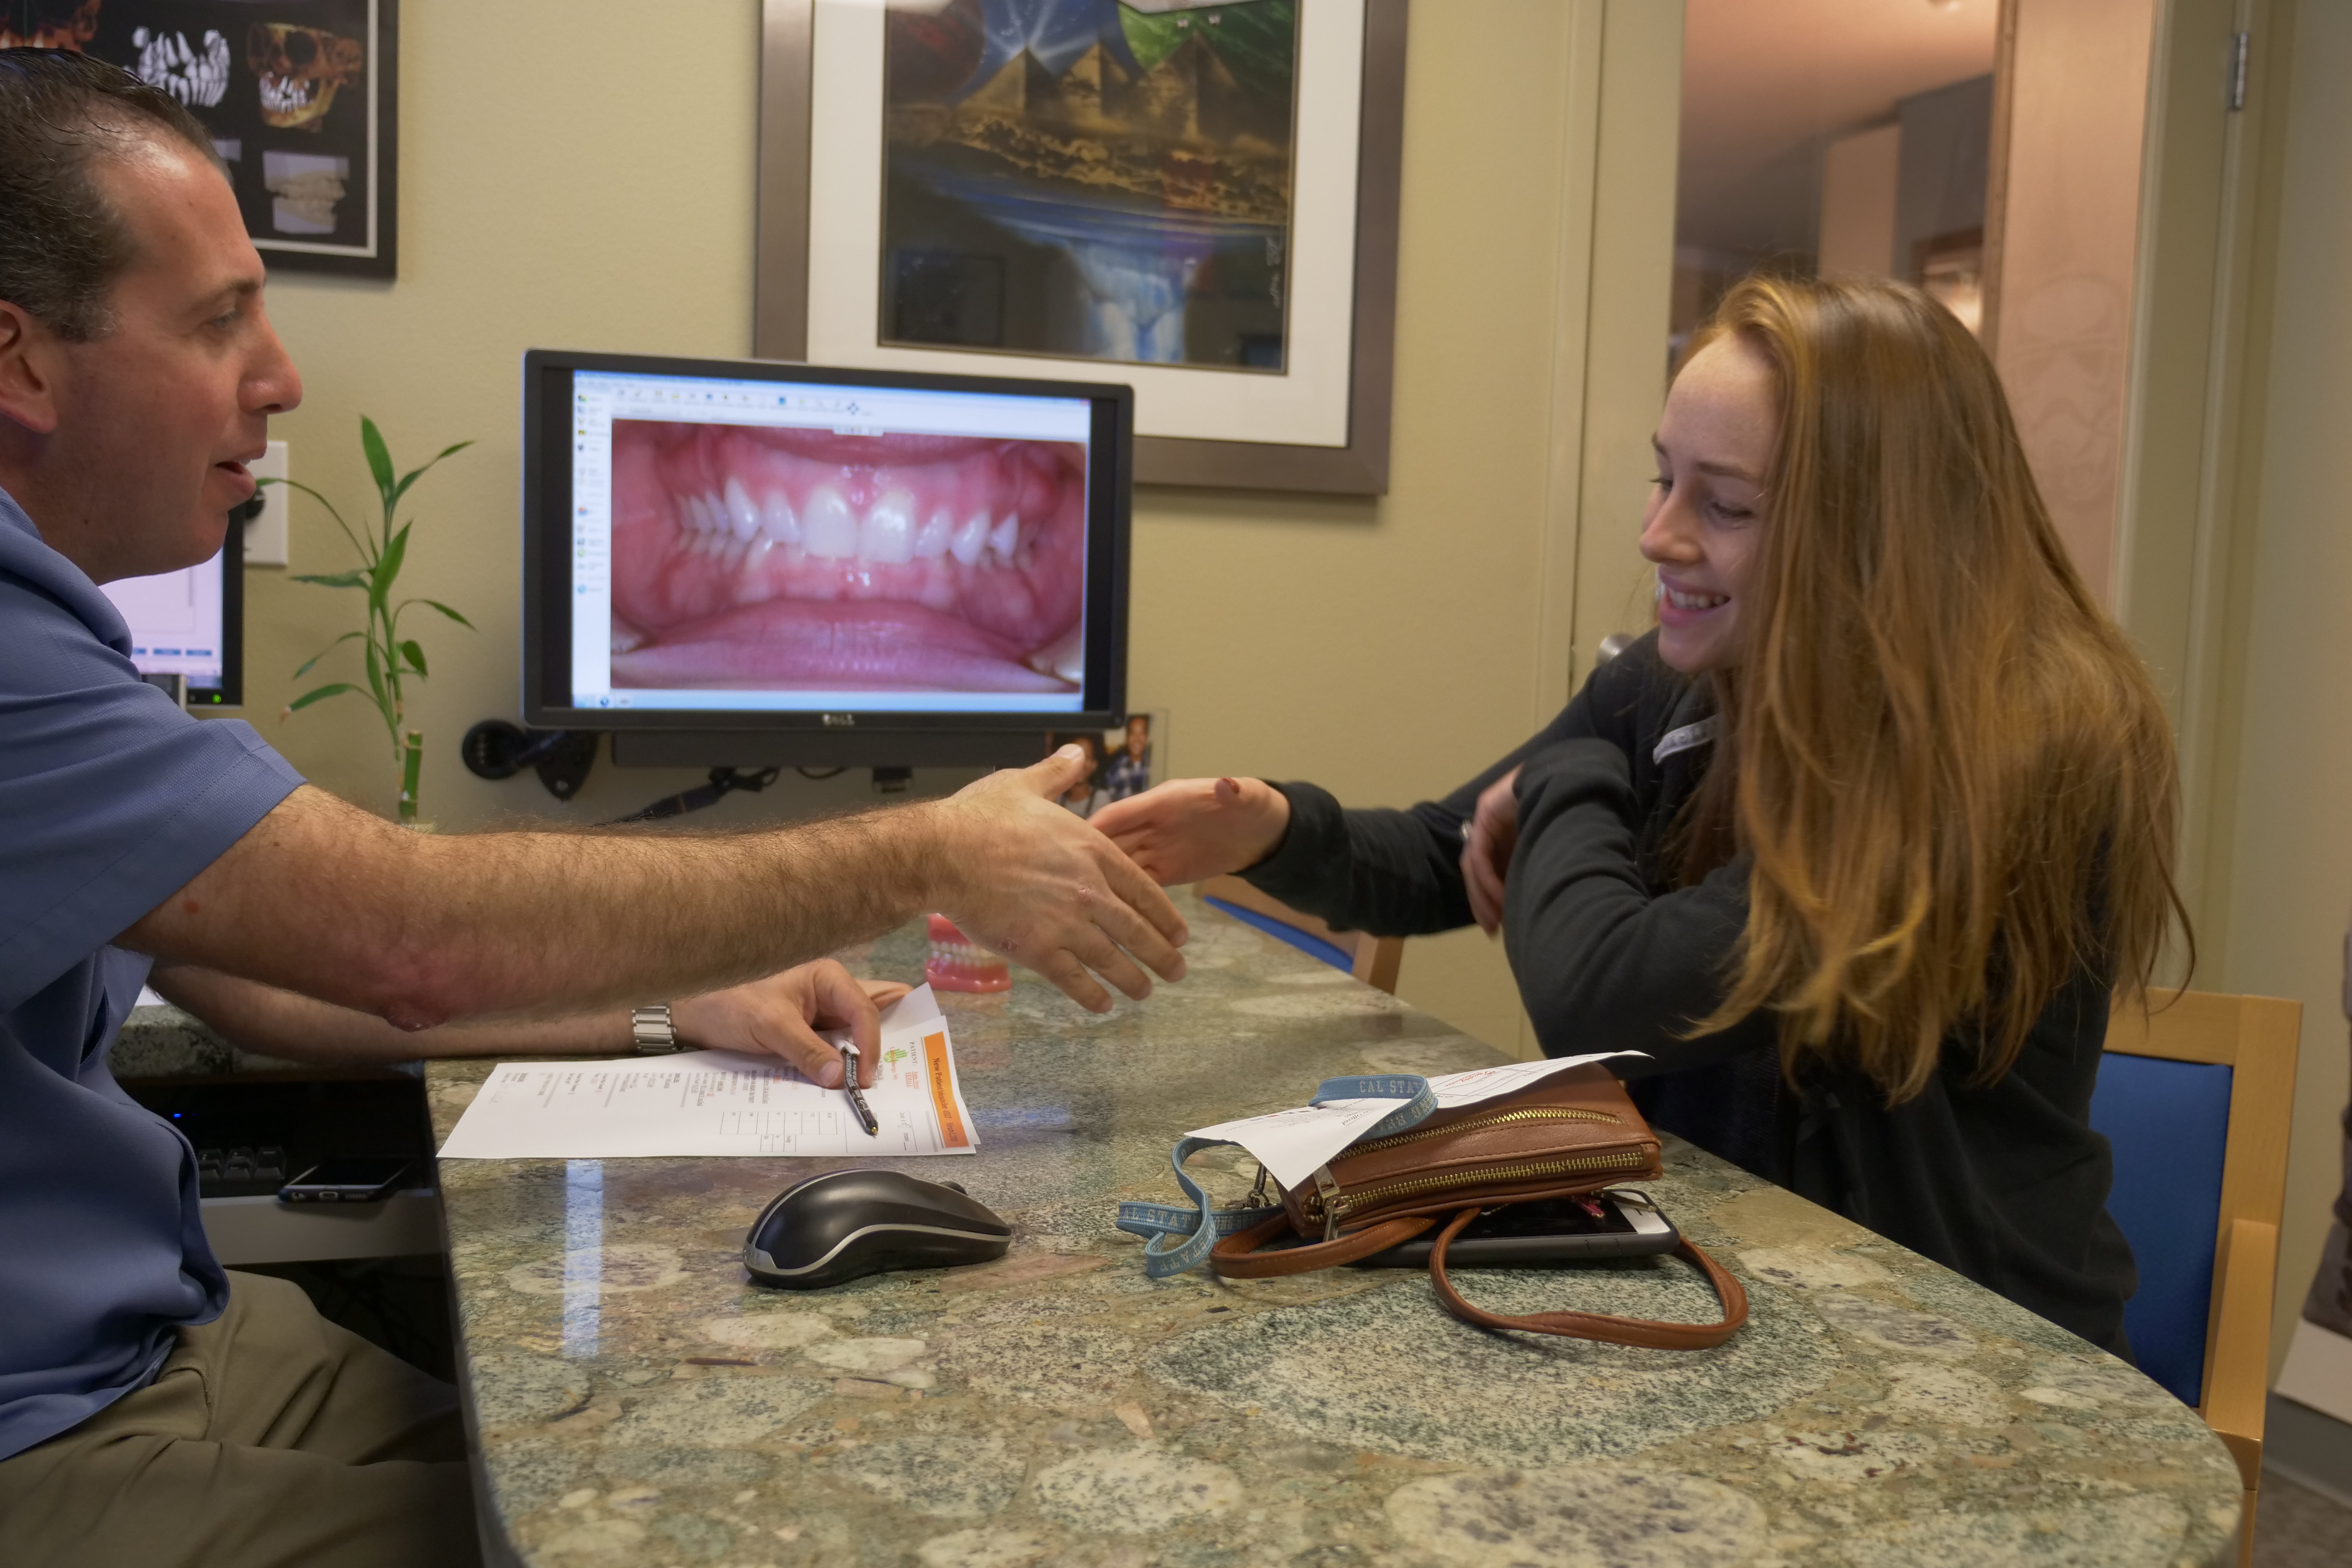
[668,963,909,1086]
[839,1041,881,1137]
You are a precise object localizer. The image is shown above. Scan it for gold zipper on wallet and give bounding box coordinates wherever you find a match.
[1303,1147,1649,1224]
[1343,1104,1622,1159]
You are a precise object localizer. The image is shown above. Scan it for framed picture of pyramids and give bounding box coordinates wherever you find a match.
[757,0,1405,495]
[879,2,1299,371]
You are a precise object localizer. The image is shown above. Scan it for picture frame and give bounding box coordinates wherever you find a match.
[1045,709,1165,818]
[755,0,1404,495]
[62,0,398,278]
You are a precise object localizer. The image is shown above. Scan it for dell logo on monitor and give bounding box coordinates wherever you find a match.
[822,714,857,728]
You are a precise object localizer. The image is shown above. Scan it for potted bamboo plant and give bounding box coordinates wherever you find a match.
[277,417,474,824]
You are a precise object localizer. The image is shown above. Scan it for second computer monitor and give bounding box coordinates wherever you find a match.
[99,518,243,707]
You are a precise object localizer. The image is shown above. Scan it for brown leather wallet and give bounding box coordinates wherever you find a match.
[1209,1064,1749,1350]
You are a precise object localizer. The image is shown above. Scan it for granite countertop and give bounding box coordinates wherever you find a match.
[114,1002,411,1081]
[113,1002,297,1078]
[429,893,2244,1568]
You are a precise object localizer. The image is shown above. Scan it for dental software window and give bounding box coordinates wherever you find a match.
[103,549,227,693]
[568,371,1093,715]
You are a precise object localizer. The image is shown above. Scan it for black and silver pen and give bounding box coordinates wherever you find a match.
[839,1042,879,1137]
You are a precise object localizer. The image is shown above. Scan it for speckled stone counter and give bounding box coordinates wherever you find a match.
[112,1001,308,1078]
[429,893,2244,1568]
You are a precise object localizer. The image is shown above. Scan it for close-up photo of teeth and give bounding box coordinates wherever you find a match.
[608,422,1088,693]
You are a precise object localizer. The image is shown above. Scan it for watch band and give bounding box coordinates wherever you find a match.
[631,1004,682,1054]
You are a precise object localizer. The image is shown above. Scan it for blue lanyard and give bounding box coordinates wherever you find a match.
[1113,1074,1438,1278]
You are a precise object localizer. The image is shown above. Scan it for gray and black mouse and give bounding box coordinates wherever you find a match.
[743,1169,1011,1289]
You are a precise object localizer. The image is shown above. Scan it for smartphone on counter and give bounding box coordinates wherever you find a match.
[1349,1190,1681,1268]
[279,1159,413,1204]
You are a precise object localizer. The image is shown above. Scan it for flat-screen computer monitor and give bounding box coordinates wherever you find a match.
[522,349,1131,768]
[99,520,243,707]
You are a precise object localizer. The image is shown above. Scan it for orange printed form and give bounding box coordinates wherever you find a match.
[437,983,981,1160]
[922,1032,971,1150]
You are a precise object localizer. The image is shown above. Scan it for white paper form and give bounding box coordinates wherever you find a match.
[1189,1052,1645,1190]
[437,985,979,1160]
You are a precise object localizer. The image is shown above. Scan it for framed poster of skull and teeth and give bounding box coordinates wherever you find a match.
[755,0,1405,494]
[18,0,398,276]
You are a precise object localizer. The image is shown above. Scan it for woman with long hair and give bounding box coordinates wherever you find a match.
[1093,274,2186,1355]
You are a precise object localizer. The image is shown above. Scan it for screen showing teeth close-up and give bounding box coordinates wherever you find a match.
[568,371,1095,712]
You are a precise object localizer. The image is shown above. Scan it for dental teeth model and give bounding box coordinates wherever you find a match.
[672,489,1027,568]
[925,915,1011,994]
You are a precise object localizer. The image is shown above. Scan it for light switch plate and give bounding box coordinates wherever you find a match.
[245,440,289,567]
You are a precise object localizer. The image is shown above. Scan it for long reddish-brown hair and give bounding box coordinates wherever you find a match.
[1679,275,2187,1102]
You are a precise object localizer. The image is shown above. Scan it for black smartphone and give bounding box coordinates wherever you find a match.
[1348,1190,1681,1268]
[279,1158,413,1204]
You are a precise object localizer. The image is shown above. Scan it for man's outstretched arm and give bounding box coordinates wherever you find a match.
[120,748,1187,1030]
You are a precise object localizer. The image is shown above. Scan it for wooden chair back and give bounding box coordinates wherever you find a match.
[1199,874,1404,995]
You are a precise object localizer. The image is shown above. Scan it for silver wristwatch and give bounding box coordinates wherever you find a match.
[631,1004,682,1054]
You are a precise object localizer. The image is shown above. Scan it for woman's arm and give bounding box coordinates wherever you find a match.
[1237,781,1487,936]
[1502,739,1774,1071]
[1094,641,1676,938]
[1239,643,1673,936]
[1092,743,1561,939]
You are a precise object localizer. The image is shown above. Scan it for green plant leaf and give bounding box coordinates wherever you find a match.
[387,441,474,513]
[360,416,395,506]
[399,639,428,677]
[291,571,368,590]
[286,682,358,712]
[408,598,476,630]
[371,522,411,607]
[292,630,363,679]
[364,637,388,707]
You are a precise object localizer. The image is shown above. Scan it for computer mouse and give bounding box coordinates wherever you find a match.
[743,1169,1012,1289]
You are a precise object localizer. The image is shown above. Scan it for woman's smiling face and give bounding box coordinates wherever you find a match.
[1641,333,1778,675]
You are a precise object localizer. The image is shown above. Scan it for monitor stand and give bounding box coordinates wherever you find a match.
[610,730,1046,771]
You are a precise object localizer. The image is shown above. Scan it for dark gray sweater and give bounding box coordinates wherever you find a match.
[1243,631,2137,1357]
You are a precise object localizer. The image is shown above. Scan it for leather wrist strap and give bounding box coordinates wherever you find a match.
[1209,1212,1435,1278]
[1424,1204,1749,1349]
[1207,1205,1749,1350]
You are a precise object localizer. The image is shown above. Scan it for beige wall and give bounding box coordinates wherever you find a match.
[240,1,1677,1056]
[1988,0,2156,607]
[2207,0,2352,1378]
[249,1,765,823]
[1819,123,1901,278]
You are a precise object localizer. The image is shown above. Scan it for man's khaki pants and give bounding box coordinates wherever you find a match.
[0,1270,481,1568]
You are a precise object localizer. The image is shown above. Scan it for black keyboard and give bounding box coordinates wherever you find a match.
[193,1144,292,1197]
[119,1077,433,1200]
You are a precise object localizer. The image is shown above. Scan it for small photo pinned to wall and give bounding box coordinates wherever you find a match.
[1045,712,1164,821]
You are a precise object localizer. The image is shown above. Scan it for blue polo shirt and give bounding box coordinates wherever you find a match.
[0,487,304,1460]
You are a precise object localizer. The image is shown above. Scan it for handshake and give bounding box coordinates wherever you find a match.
[948,751,1527,1026]
[924,743,1195,1014]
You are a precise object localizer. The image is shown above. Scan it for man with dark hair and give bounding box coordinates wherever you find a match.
[0,48,1186,1565]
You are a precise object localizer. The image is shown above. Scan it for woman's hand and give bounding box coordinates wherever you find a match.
[1088,776,1292,887]
[1461,766,1523,936]
[670,961,912,1086]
